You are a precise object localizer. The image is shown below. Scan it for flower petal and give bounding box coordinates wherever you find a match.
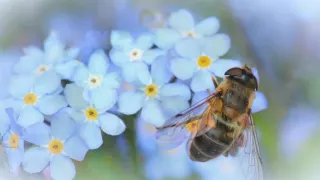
[252,92,268,113]
[22,147,50,173]
[135,33,154,50]
[34,71,61,96]
[102,72,121,89]
[8,75,35,99]
[88,50,109,76]
[67,108,86,124]
[175,38,201,59]
[109,48,130,67]
[160,83,191,100]
[73,65,89,88]
[55,60,80,80]
[141,100,166,127]
[44,32,65,63]
[190,70,214,92]
[110,30,133,49]
[17,107,44,128]
[122,62,150,85]
[203,34,231,58]
[170,58,196,80]
[151,56,172,85]
[118,91,144,115]
[37,95,67,116]
[154,28,181,49]
[195,17,220,36]
[51,111,76,140]
[5,144,24,172]
[67,47,80,59]
[64,135,88,161]
[161,96,190,117]
[23,123,50,145]
[210,59,242,77]
[169,9,195,32]
[13,55,41,74]
[143,49,165,64]
[99,113,126,136]
[64,83,88,110]
[91,88,117,111]
[50,155,76,180]
[79,123,102,149]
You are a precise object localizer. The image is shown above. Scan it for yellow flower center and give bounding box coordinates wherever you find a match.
[9,134,19,149]
[186,120,199,133]
[48,140,64,155]
[144,84,158,97]
[23,93,38,105]
[197,55,211,68]
[84,107,99,121]
[88,75,102,88]
[36,65,49,75]
[182,30,198,38]
[129,48,143,61]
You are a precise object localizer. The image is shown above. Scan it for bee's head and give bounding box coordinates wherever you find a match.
[224,65,259,90]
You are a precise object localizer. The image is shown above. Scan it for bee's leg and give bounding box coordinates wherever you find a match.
[212,76,219,88]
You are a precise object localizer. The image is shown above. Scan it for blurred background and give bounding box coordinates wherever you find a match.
[0,0,320,179]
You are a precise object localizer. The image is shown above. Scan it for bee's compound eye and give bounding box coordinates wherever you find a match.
[244,98,249,105]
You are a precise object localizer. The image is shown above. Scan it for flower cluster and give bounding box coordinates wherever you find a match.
[0,9,268,180]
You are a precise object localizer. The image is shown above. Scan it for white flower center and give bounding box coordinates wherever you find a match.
[129,48,143,61]
[88,75,102,89]
[36,65,50,75]
[182,30,199,38]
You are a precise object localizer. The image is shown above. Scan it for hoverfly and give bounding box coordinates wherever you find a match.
[156,65,264,180]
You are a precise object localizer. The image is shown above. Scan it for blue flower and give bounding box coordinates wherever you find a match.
[0,108,24,173]
[109,30,165,84]
[64,83,126,149]
[7,74,67,128]
[22,111,88,180]
[73,50,121,110]
[13,31,80,81]
[118,57,191,127]
[154,9,220,49]
[170,36,241,92]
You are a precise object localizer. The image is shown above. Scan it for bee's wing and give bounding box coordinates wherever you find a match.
[156,93,219,150]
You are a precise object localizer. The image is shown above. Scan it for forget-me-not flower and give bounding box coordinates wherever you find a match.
[7,74,67,128]
[64,83,126,149]
[13,32,80,81]
[22,111,88,180]
[154,9,220,49]
[109,30,165,84]
[74,50,121,110]
[118,57,191,127]
[171,36,241,92]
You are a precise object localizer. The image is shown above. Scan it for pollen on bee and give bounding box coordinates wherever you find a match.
[226,132,233,138]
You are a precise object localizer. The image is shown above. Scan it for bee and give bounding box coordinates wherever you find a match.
[156,65,263,180]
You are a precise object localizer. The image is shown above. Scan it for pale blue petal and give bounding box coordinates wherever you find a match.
[169,9,195,31]
[109,48,130,67]
[88,50,109,76]
[160,83,191,100]
[0,106,11,135]
[22,147,50,173]
[55,60,80,80]
[135,33,154,50]
[79,123,102,149]
[141,100,166,127]
[99,113,126,136]
[102,72,121,89]
[73,65,89,88]
[195,17,220,36]
[170,58,196,80]
[118,91,144,115]
[142,49,165,64]
[191,70,214,92]
[161,96,190,117]
[64,83,88,110]
[5,146,23,172]
[252,92,268,113]
[17,107,44,128]
[51,112,76,140]
[151,56,172,85]
[67,108,86,124]
[91,88,117,110]
[37,95,67,115]
[8,75,35,99]
[64,135,88,161]
[110,30,133,49]
[154,28,181,49]
[203,34,231,58]
[23,123,50,145]
[44,32,65,63]
[6,108,21,134]
[13,56,41,74]
[34,71,61,96]
[210,59,242,77]
[192,91,212,105]
[50,155,76,180]
[175,38,201,59]
[67,47,80,59]
[23,46,44,57]
[122,62,150,85]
